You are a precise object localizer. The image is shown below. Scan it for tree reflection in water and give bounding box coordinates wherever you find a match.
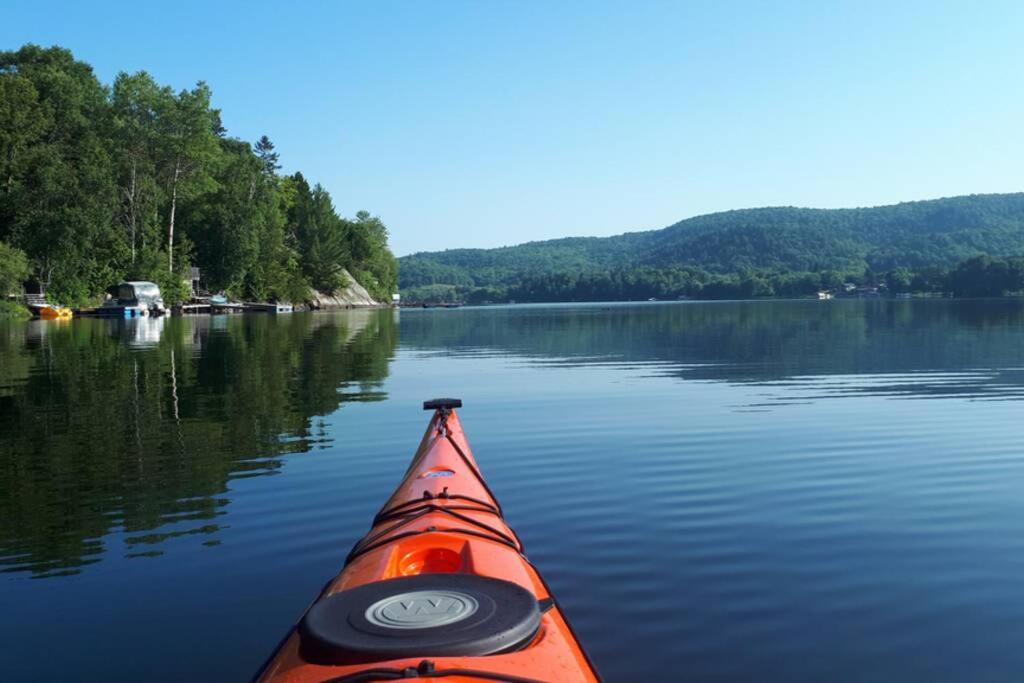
[0,311,397,577]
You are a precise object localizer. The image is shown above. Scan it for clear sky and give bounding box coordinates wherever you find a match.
[3,1,1023,255]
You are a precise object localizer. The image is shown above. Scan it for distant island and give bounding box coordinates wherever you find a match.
[399,194,1024,303]
[0,44,397,315]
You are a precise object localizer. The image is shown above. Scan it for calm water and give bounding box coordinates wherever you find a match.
[3,300,1024,681]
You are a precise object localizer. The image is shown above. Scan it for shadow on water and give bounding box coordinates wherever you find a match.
[0,310,397,578]
[398,299,1024,401]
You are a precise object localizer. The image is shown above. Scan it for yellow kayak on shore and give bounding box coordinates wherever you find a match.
[30,304,73,319]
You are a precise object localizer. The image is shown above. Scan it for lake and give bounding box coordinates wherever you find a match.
[3,300,1024,682]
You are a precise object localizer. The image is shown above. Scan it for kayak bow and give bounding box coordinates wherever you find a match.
[256,399,600,683]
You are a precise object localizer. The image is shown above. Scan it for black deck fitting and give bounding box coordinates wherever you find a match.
[424,398,463,411]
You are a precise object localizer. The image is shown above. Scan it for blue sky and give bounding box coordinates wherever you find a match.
[4,1,1023,255]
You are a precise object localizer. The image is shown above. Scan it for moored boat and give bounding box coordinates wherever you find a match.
[97,281,167,317]
[255,399,600,683]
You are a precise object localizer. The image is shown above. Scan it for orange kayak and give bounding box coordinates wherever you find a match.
[255,399,600,683]
[30,304,72,319]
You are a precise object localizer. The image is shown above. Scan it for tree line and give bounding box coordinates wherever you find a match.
[0,45,397,307]
[401,255,1024,304]
[399,193,1024,302]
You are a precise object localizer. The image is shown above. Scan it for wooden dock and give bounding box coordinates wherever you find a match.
[178,302,247,315]
[75,306,150,318]
[173,301,293,315]
[243,302,294,314]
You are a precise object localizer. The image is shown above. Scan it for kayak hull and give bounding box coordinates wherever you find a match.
[30,304,73,319]
[256,404,599,683]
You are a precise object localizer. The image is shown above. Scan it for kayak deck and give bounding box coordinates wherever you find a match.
[256,400,599,683]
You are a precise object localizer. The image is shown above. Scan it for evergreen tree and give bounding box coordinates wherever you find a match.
[254,135,280,177]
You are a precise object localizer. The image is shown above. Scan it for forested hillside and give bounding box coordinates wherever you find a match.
[0,45,397,306]
[400,194,1024,302]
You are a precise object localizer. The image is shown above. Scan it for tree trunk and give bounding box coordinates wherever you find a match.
[42,257,52,291]
[168,160,180,273]
[128,160,137,264]
[5,146,14,194]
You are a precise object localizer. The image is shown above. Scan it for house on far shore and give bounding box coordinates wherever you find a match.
[391,293,401,307]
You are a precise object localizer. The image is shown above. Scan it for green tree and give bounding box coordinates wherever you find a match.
[885,267,914,293]
[0,72,45,221]
[111,71,165,265]
[108,70,198,301]
[254,135,280,177]
[0,241,29,294]
[348,210,398,300]
[158,83,218,273]
[287,177,350,291]
[0,45,119,304]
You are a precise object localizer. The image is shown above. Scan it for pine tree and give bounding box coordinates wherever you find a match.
[254,135,280,177]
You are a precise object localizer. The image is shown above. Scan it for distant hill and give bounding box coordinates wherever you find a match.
[398,193,1024,302]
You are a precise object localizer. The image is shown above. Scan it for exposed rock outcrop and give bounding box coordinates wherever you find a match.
[308,269,382,309]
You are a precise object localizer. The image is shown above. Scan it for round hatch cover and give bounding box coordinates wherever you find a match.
[365,589,479,629]
[299,574,542,662]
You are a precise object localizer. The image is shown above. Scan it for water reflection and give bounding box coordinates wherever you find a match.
[3,300,1023,682]
[3,300,1024,578]
[0,311,397,577]
[121,316,167,348]
[399,299,1024,402]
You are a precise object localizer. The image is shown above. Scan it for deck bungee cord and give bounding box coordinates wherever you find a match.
[321,659,549,683]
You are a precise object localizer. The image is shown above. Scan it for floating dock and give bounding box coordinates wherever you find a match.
[242,303,294,314]
[75,306,151,318]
